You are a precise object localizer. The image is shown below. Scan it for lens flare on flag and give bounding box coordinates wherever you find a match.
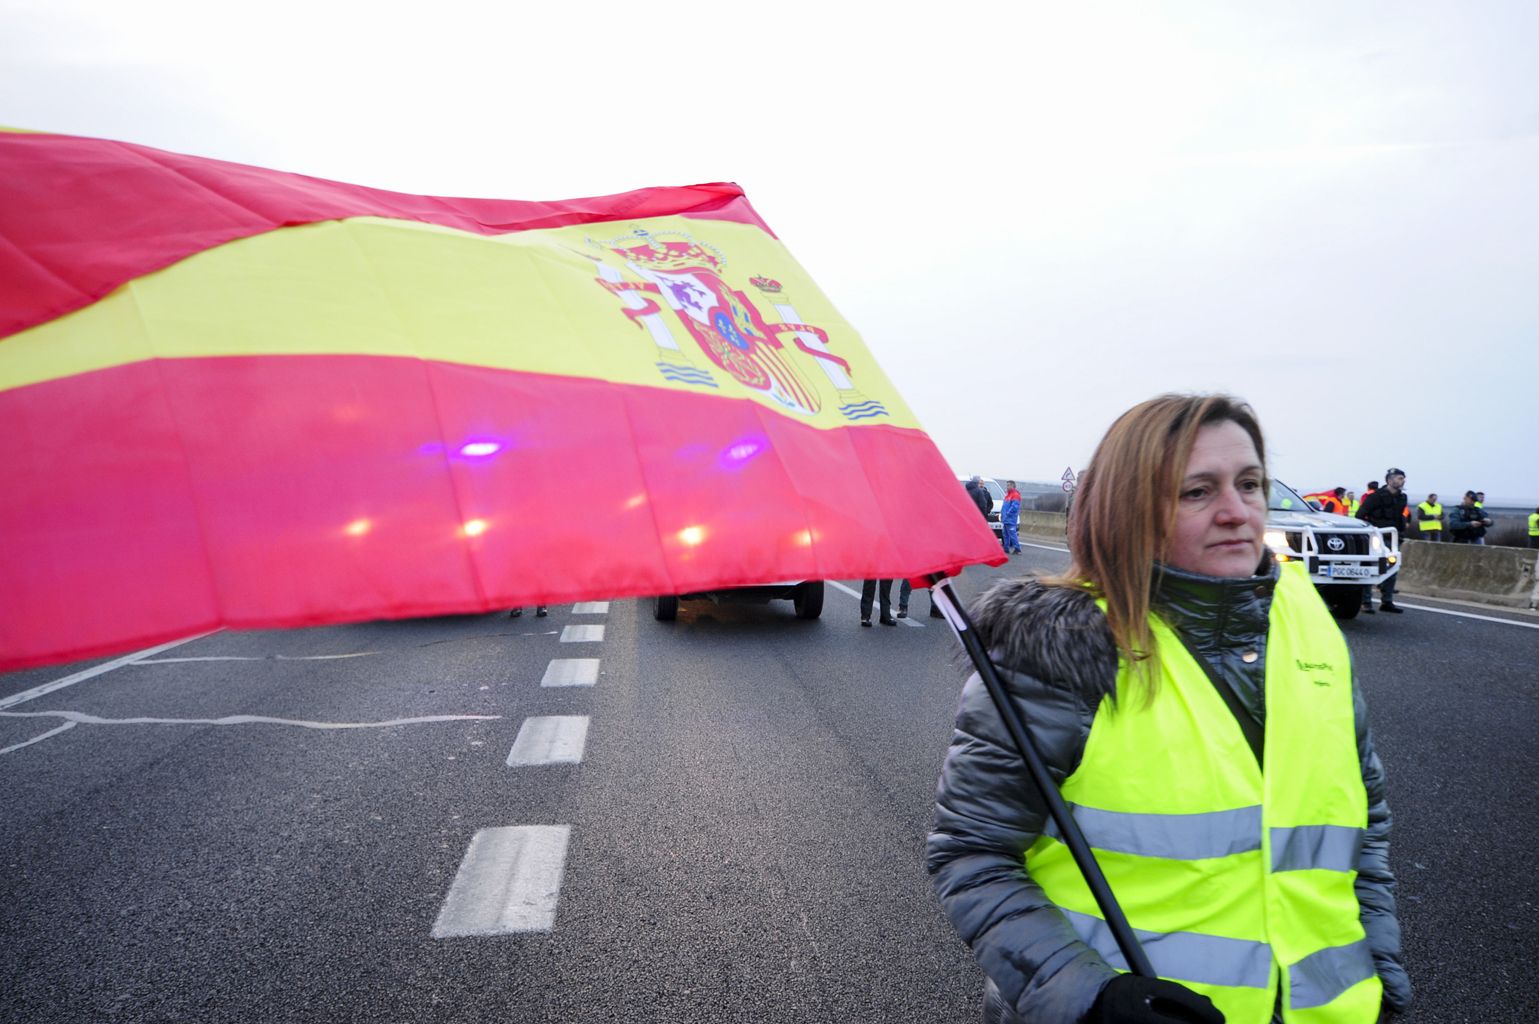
[0,128,1004,671]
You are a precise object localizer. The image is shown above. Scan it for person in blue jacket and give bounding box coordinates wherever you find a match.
[1001,480,1022,554]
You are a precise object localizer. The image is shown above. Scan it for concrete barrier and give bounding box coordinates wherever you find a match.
[1397,539,1539,609]
[1007,512,1539,609]
[1017,511,1068,541]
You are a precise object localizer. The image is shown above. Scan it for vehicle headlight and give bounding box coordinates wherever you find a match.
[1263,530,1291,557]
[1369,532,1384,554]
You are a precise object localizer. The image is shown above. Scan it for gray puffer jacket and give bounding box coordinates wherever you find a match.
[926,560,1411,1022]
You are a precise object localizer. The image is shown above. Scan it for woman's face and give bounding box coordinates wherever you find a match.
[1165,420,1268,578]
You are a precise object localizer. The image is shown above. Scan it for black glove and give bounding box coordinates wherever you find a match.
[1089,974,1225,1024]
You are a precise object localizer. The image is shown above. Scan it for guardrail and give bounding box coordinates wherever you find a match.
[1011,513,1539,609]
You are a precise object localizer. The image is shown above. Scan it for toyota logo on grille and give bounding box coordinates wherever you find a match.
[1326,536,1346,552]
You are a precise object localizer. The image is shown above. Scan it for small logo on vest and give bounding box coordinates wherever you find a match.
[1296,659,1334,672]
[1313,678,1332,687]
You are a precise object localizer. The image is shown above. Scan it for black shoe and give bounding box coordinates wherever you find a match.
[1362,605,1375,614]
[896,608,908,618]
[536,606,548,617]
[1381,604,1403,614]
[861,618,872,627]
[880,615,897,626]
[510,608,522,618]
[929,606,944,619]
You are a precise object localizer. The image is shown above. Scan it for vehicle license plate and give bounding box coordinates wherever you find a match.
[1326,564,1374,579]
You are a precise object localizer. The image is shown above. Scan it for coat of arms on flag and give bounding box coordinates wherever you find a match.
[590,228,885,421]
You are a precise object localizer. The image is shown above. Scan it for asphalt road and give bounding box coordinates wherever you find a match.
[2,548,1535,1023]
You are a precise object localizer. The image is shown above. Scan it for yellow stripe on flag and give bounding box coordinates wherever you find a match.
[3,214,917,431]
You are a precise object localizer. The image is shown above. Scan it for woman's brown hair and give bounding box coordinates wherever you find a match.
[1047,394,1267,697]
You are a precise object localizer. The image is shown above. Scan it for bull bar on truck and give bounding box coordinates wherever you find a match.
[1263,524,1401,586]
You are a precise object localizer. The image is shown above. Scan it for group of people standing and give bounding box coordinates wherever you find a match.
[1316,482,1533,546]
[859,475,1020,626]
[1410,490,1497,544]
[969,475,1025,555]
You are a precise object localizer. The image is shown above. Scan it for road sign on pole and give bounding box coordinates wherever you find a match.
[1061,467,1077,492]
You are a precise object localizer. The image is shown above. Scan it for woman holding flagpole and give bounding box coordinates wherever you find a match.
[927,394,1410,1024]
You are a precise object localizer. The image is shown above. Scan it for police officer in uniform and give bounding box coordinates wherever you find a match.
[1356,469,1408,613]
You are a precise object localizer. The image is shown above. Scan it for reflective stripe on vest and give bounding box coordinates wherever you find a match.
[1417,502,1442,531]
[1291,939,1377,1010]
[1271,824,1364,872]
[1063,908,1273,989]
[1026,563,1381,1023]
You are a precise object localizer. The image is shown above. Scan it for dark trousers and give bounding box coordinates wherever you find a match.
[898,578,945,616]
[860,579,892,620]
[1419,529,1441,542]
[1530,535,1539,549]
[1363,573,1399,608]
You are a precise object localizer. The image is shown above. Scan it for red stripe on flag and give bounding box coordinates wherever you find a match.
[0,355,1001,670]
[0,131,771,341]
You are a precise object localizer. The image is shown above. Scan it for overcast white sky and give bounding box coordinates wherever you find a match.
[5,1,1536,504]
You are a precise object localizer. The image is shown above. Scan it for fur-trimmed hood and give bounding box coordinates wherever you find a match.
[968,574,1119,705]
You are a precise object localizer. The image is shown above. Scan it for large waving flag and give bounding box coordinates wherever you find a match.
[0,129,1003,671]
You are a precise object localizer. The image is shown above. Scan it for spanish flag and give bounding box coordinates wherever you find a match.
[0,129,1003,671]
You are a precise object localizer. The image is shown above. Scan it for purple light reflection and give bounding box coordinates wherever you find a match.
[717,435,769,471]
[420,437,511,461]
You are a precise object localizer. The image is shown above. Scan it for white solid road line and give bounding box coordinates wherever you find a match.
[0,709,501,730]
[570,602,610,614]
[0,631,216,711]
[559,624,605,643]
[432,825,571,937]
[1394,602,1539,630]
[135,652,379,663]
[540,659,600,687]
[506,716,590,766]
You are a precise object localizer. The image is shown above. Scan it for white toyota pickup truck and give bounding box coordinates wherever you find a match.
[1266,480,1400,620]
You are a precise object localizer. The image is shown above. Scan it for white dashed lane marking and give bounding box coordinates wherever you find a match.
[570,602,610,614]
[506,716,589,766]
[540,659,600,687]
[432,826,571,937]
[559,624,605,642]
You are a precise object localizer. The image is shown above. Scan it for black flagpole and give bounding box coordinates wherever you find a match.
[928,572,1156,979]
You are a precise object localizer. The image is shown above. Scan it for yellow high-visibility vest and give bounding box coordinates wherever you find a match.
[1528,512,1538,537]
[1417,502,1442,532]
[1028,563,1380,1023]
